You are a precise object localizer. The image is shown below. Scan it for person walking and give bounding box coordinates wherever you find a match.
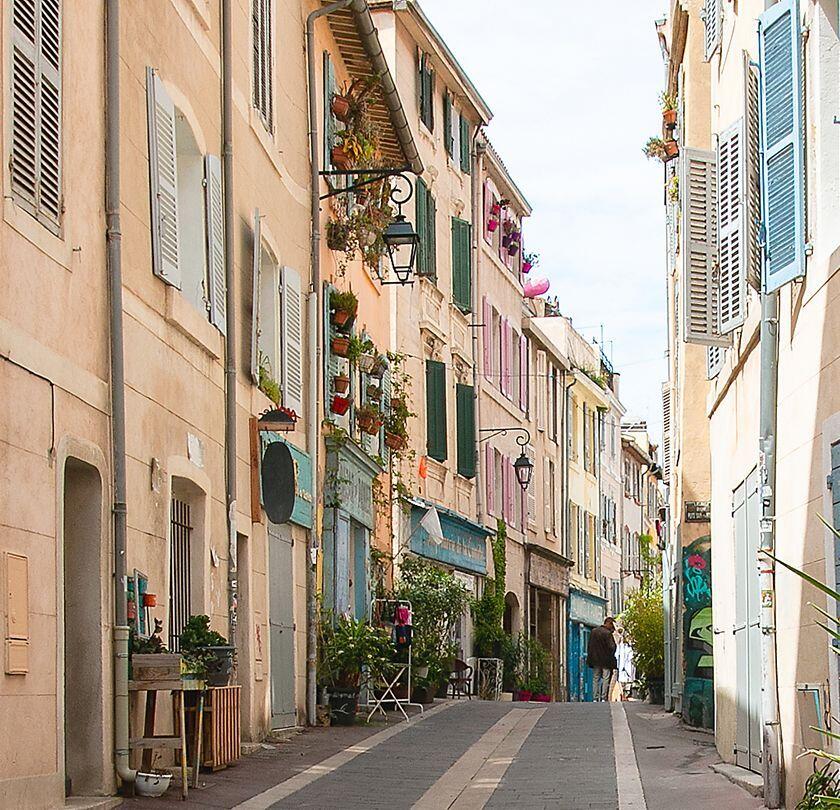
[587,616,617,702]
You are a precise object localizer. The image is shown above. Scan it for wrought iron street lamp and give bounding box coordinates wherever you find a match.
[478,427,533,492]
[382,211,420,284]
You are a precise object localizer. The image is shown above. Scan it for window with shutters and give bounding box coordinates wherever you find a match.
[257,245,282,391]
[443,93,454,157]
[460,115,471,174]
[717,120,747,334]
[416,178,437,282]
[456,384,476,478]
[451,217,472,311]
[661,384,672,484]
[707,345,724,379]
[536,351,547,431]
[10,0,62,233]
[511,329,521,404]
[425,360,447,461]
[568,393,578,461]
[252,0,273,131]
[419,52,435,132]
[702,0,722,62]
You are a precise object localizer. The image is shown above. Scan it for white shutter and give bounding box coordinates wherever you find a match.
[204,155,226,334]
[281,266,304,416]
[146,67,181,288]
[703,0,721,62]
[38,0,61,226]
[252,0,273,129]
[744,53,762,291]
[250,210,262,384]
[717,120,747,334]
[662,384,672,484]
[543,457,551,530]
[681,148,727,346]
[707,345,724,379]
[11,2,39,211]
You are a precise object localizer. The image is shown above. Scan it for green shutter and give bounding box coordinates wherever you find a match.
[443,94,453,156]
[416,178,428,278]
[425,360,447,461]
[452,218,471,312]
[456,384,476,478]
[460,115,471,173]
[427,190,437,282]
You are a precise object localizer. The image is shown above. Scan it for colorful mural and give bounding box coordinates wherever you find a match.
[683,536,713,729]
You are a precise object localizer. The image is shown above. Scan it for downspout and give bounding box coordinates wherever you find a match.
[564,375,576,562]
[222,0,237,648]
[105,0,135,790]
[306,0,354,728]
[471,133,486,526]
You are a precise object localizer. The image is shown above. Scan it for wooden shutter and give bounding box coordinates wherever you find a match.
[443,93,453,156]
[425,360,447,461]
[36,0,61,227]
[460,115,471,173]
[543,458,551,529]
[499,319,509,397]
[483,182,492,244]
[759,0,805,292]
[482,297,491,378]
[519,335,528,412]
[526,445,537,529]
[707,345,724,379]
[324,53,336,171]
[703,0,721,61]
[485,444,495,515]
[681,148,727,345]
[205,155,226,334]
[452,218,471,311]
[427,191,437,281]
[415,178,427,276]
[456,384,476,478]
[662,384,672,484]
[744,53,762,291]
[717,120,746,334]
[253,0,272,129]
[282,267,304,416]
[250,210,262,384]
[146,67,181,288]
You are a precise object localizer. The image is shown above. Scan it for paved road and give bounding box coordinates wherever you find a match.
[218,700,762,810]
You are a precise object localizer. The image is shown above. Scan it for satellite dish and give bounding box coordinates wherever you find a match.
[261,441,296,524]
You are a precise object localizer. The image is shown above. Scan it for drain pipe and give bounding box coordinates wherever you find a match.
[221,0,238,645]
[105,0,135,791]
[305,0,353,727]
[471,133,486,527]
[563,375,576,561]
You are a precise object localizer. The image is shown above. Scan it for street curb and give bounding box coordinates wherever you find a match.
[710,763,765,798]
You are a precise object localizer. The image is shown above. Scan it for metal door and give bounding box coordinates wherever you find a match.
[581,627,593,702]
[568,621,581,701]
[268,523,296,729]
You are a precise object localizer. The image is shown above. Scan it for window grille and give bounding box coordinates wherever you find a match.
[169,497,192,651]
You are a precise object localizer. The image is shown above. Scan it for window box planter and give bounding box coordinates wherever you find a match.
[331,94,351,121]
[385,432,407,451]
[331,395,351,415]
[331,145,352,170]
[334,374,351,394]
[331,336,351,357]
[131,653,182,682]
[663,109,677,128]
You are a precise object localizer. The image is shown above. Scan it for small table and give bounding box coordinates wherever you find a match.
[365,663,423,723]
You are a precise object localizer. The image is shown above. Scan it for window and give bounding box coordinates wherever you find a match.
[169,496,192,651]
[416,178,437,281]
[583,403,591,473]
[549,365,558,442]
[702,0,721,61]
[611,580,622,616]
[491,308,501,386]
[451,217,472,311]
[425,360,447,461]
[10,0,62,232]
[419,52,435,131]
[456,384,476,478]
[146,69,226,330]
[568,393,577,459]
[252,0,273,130]
[547,460,556,536]
[536,351,547,431]
[511,330,521,405]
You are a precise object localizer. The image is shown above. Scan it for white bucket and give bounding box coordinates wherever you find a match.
[135,772,173,797]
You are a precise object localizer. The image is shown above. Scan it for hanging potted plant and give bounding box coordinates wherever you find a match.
[327,219,352,252]
[507,232,521,257]
[490,202,502,217]
[366,383,382,402]
[346,335,374,368]
[522,252,539,274]
[487,216,499,233]
[661,92,678,129]
[664,139,679,160]
[356,403,383,435]
[332,76,378,125]
[369,354,388,379]
[644,136,679,163]
[330,289,358,330]
[384,394,410,451]
[331,334,351,357]
[333,373,351,394]
[331,93,351,121]
[331,395,351,415]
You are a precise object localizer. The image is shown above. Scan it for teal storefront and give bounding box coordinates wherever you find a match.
[567,588,607,702]
[323,437,380,619]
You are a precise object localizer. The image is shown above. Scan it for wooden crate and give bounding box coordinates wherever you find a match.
[186,685,241,771]
[131,653,181,682]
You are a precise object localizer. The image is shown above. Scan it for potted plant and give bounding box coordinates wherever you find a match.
[508,238,520,257]
[331,335,351,357]
[332,76,378,124]
[664,139,679,160]
[356,403,383,435]
[327,219,352,252]
[643,136,667,162]
[334,373,351,394]
[319,613,391,726]
[135,755,173,798]
[179,615,236,687]
[522,252,539,274]
[384,395,410,451]
[257,354,281,405]
[667,174,679,204]
[369,354,387,379]
[620,585,665,704]
[346,334,374,367]
[487,217,499,233]
[490,202,502,217]
[330,395,351,415]
[661,92,678,128]
[366,383,382,402]
[330,289,358,329]
[130,618,181,681]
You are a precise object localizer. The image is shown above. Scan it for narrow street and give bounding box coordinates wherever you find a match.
[123,701,762,810]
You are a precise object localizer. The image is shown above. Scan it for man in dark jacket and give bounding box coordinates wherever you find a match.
[587,617,617,702]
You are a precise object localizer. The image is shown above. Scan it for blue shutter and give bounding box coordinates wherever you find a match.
[758,0,805,292]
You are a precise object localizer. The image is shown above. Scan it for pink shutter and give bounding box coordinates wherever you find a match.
[501,458,509,523]
[501,319,509,396]
[520,487,527,533]
[483,297,491,379]
[485,444,495,515]
[483,182,492,243]
[519,335,528,411]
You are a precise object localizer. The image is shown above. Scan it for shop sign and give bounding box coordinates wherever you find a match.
[685,501,711,523]
[410,505,488,576]
[529,553,570,597]
[260,434,313,528]
[569,589,606,627]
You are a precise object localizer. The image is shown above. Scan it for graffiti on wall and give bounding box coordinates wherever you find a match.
[683,536,713,729]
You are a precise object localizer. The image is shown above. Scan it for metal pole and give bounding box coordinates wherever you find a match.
[759,287,783,807]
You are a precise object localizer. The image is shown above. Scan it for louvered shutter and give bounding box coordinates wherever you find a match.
[744,53,762,291]
[425,360,447,462]
[415,178,428,277]
[456,384,476,478]
[662,384,672,484]
[500,319,509,397]
[452,218,471,311]
[486,444,495,515]
[707,345,724,379]
[205,155,226,333]
[381,366,392,465]
[482,297,492,378]
[250,210,262,384]
[324,53,336,171]
[281,267,304,416]
[526,445,537,529]
[519,335,528,412]
[443,93,453,156]
[460,115,471,173]
[717,120,747,334]
[703,0,722,61]
[427,191,437,282]
[543,458,551,530]
[681,148,727,345]
[11,1,39,212]
[253,0,272,129]
[146,68,181,288]
[759,0,805,292]
[37,0,61,227]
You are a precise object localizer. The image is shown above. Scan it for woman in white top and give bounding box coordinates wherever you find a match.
[615,630,636,701]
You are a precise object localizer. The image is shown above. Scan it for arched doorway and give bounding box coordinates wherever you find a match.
[503,592,521,637]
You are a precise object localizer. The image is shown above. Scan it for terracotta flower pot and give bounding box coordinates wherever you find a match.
[142,593,157,608]
[664,140,679,160]
[385,432,407,451]
[331,95,351,121]
[331,145,352,170]
[359,354,376,373]
[333,374,350,394]
[663,109,677,128]
[357,414,382,435]
[331,395,351,416]
[331,336,351,357]
[331,309,354,329]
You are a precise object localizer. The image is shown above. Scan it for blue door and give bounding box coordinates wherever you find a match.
[581,626,593,702]
[568,621,581,701]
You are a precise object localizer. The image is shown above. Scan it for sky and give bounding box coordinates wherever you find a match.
[421,0,669,443]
